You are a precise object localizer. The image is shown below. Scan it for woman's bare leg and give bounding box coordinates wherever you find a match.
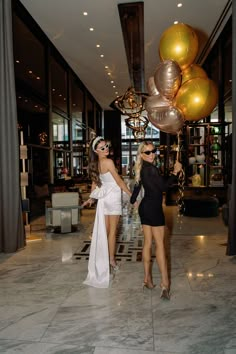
[152,226,169,289]
[106,215,120,266]
[142,225,154,285]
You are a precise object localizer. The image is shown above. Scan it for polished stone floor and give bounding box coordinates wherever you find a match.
[0,203,235,354]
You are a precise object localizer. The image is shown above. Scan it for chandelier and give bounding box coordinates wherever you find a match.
[112,87,148,140]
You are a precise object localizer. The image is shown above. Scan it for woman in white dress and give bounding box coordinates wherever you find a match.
[82,136,132,288]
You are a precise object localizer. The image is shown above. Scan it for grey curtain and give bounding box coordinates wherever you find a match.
[0,0,25,252]
[227,2,236,255]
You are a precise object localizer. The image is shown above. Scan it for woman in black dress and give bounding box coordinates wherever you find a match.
[130,141,182,299]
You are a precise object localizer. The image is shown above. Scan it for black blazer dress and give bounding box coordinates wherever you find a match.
[130,160,177,226]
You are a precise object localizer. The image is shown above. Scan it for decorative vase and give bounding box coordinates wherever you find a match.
[196,154,205,163]
[192,173,201,186]
[211,137,221,151]
[189,156,196,164]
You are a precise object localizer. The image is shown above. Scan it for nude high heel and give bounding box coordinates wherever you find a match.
[142,281,155,291]
[160,285,170,300]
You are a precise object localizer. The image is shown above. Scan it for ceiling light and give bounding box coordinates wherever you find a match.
[177,3,182,7]
[89,27,94,31]
[115,92,118,95]
[105,66,109,69]
[111,81,114,83]
[100,54,104,58]
[174,21,178,24]
[28,70,32,74]
[16,60,20,63]
[107,72,111,75]
[83,12,88,16]
[113,85,116,88]
[96,44,100,47]
[36,76,40,80]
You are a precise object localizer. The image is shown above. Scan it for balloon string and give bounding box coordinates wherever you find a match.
[176,130,185,219]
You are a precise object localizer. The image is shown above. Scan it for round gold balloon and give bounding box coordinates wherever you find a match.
[159,23,199,70]
[173,77,218,121]
[182,64,208,84]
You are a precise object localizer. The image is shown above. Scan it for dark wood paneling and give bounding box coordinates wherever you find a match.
[118,2,144,92]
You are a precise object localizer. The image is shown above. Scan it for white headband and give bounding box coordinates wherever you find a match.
[92,136,104,152]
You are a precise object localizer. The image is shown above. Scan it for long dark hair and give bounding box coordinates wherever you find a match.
[88,137,105,187]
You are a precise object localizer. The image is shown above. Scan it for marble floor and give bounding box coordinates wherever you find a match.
[0,204,236,354]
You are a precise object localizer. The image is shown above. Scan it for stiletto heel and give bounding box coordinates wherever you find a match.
[160,286,170,300]
[110,262,120,272]
[142,281,155,291]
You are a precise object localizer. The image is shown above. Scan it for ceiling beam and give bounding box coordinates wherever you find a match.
[118,2,145,92]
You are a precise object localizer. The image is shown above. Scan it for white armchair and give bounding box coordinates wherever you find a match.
[46,192,81,233]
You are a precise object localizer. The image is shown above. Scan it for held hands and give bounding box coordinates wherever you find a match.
[173,161,182,175]
[81,198,95,208]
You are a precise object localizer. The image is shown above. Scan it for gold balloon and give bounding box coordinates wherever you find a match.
[154,60,182,100]
[145,94,170,113]
[159,23,199,70]
[173,78,218,121]
[182,64,208,84]
[147,76,159,96]
[148,106,185,134]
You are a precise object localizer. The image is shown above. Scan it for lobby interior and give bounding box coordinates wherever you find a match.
[1,0,236,353]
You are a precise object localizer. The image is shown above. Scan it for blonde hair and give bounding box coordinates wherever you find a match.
[134,141,155,184]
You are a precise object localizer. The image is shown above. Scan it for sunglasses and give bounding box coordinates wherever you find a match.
[142,148,157,155]
[97,143,110,151]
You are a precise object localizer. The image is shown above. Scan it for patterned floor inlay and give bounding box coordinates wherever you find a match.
[74,207,145,262]
[74,239,144,262]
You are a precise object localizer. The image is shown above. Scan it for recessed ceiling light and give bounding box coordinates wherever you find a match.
[113,85,116,88]
[177,3,182,7]
[111,81,114,83]
[83,12,88,16]
[16,60,20,63]
[107,72,111,75]
[96,44,100,48]
[28,70,32,74]
[89,27,94,31]
[115,92,118,94]
[174,21,178,24]
[105,66,109,69]
[100,54,104,58]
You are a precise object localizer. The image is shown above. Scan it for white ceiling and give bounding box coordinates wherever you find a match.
[19,0,231,110]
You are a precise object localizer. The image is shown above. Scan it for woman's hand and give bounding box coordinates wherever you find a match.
[133,201,139,208]
[173,161,182,175]
[82,198,95,208]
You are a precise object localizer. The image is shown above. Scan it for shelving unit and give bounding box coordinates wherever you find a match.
[165,121,232,206]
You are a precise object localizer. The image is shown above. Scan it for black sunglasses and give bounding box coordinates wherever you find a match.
[97,143,110,151]
[142,148,157,155]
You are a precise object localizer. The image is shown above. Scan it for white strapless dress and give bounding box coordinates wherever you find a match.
[83,172,122,288]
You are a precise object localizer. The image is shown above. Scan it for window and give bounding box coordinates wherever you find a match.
[13,14,46,97]
[51,56,68,114]
[52,112,69,150]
